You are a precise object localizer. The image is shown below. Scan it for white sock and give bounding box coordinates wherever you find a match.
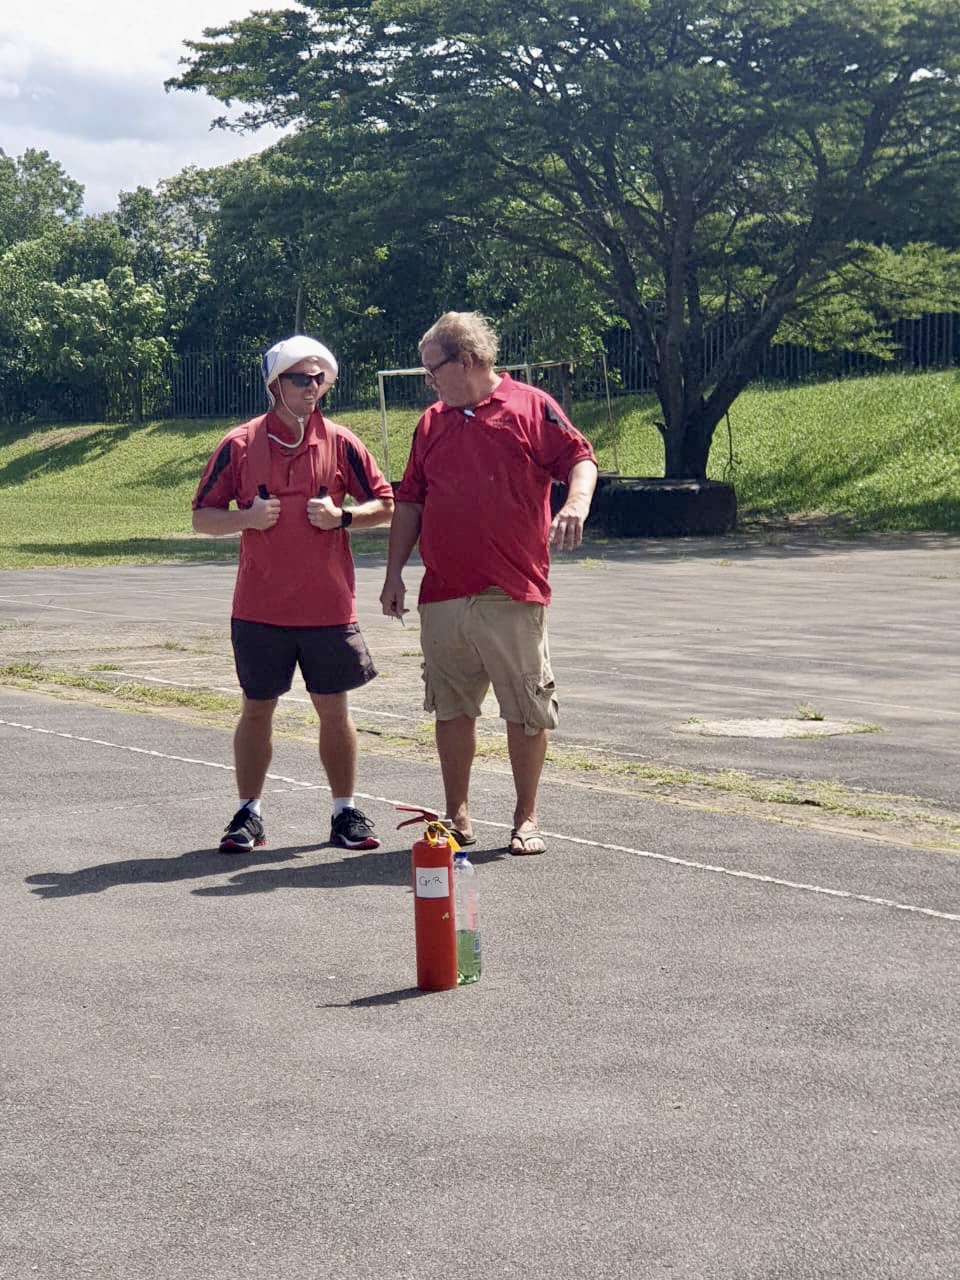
[240,798,261,816]
[332,797,355,817]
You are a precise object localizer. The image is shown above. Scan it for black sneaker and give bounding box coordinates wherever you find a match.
[330,807,380,850]
[219,805,265,853]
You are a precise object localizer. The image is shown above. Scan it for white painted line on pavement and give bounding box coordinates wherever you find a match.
[0,717,314,789]
[537,832,960,924]
[4,716,958,924]
[0,595,209,620]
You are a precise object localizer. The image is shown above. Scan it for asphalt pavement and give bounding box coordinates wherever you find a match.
[1,528,958,1279]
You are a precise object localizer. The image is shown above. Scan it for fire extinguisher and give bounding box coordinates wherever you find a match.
[397,806,462,992]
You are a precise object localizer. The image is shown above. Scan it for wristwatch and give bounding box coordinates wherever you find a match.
[340,509,353,529]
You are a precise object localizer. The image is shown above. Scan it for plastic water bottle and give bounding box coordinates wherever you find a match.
[453,851,481,985]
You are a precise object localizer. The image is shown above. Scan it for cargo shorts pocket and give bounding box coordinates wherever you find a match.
[520,670,559,733]
[422,661,486,721]
[421,660,440,715]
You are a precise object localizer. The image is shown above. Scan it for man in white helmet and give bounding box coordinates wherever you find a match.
[192,335,394,853]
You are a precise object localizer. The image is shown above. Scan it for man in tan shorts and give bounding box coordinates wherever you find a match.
[380,312,597,855]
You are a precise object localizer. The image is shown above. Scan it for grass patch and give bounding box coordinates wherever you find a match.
[0,662,237,713]
[711,370,960,532]
[543,746,960,842]
[795,702,825,721]
[0,368,958,568]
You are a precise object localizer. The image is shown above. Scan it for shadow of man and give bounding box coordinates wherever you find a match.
[25,846,307,898]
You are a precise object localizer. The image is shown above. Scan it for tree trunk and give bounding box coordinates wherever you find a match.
[661,406,714,480]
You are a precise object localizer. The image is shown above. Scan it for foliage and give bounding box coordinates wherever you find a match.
[169,0,960,477]
[0,148,83,248]
[0,237,62,418]
[777,243,960,355]
[24,268,170,423]
[465,243,619,364]
[114,172,216,345]
[0,150,179,423]
[0,150,97,419]
[0,153,200,424]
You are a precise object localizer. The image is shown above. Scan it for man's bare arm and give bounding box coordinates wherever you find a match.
[550,460,599,550]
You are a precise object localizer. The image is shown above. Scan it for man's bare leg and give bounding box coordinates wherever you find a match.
[435,714,477,838]
[234,695,277,799]
[506,721,548,854]
[310,691,357,799]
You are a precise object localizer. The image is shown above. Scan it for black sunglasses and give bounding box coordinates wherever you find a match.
[281,371,326,388]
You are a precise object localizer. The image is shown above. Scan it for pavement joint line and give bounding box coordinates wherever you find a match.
[5,715,957,926]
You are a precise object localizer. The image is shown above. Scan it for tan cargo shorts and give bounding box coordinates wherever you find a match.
[419,588,559,736]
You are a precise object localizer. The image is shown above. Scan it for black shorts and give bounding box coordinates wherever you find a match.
[231,619,377,701]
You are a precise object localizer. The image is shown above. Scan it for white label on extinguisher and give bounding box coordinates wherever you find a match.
[415,866,450,898]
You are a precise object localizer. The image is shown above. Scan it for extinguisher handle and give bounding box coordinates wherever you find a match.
[396,805,439,830]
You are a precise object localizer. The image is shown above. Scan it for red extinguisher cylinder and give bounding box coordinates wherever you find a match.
[411,832,458,991]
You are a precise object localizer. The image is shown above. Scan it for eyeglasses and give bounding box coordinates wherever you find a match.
[422,353,458,379]
[281,371,326,388]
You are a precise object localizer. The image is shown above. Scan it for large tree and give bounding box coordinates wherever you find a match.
[171,0,960,477]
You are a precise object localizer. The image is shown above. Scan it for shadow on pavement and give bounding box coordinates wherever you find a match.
[25,846,310,898]
[25,842,512,901]
[319,987,435,1008]
[193,843,511,896]
[193,845,414,896]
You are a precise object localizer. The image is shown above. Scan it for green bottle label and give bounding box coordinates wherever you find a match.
[456,929,482,984]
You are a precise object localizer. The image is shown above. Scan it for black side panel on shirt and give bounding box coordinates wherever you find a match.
[343,439,379,500]
[193,441,233,508]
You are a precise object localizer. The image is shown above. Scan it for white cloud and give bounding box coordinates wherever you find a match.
[0,2,293,213]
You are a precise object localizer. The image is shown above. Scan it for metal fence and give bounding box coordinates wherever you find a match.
[8,312,960,425]
[158,312,960,420]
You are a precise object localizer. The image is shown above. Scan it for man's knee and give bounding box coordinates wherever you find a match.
[239,696,277,726]
[310,691,351,725]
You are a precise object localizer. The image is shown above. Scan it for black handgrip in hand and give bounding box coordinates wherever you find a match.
[258,484,270,500]
[316,485,328,499]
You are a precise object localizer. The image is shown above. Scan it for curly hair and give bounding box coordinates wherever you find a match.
[419,311,499,366]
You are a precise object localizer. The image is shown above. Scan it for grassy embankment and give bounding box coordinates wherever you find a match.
[0,368,957,569]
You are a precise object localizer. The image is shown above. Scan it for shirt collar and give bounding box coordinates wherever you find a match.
[266,408,325,448]
[437,371,512,416]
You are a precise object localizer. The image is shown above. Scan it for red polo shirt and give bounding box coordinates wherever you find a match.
[395,373,596,605]
[193,411,393,627]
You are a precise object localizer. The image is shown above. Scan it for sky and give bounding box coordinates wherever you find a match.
[0,0,292,215]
